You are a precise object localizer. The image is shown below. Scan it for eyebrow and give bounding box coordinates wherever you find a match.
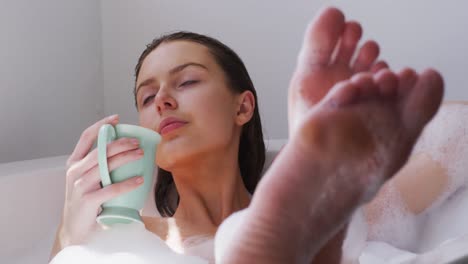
[136,62,208,94]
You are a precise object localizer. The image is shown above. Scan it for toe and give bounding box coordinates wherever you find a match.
[297,7,345,70]
[335,21,362,66]
[351,73,378,99]
[352,40,380,73]
[371,61,389,74]
[374,69,398,97]
[325,80,359,107]
[402,69,444,135]
[397,68,418,97]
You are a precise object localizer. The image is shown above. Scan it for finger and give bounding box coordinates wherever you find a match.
[66,137,140,183]
[86,176,145,206]
[73,148,145,196]
[67,114,120,166]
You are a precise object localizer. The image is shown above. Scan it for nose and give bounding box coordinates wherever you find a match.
[154,87,177,114]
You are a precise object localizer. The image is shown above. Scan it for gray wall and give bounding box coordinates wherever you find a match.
[1,0,467,163]
[100,0,468,140]
[0,0,104,163]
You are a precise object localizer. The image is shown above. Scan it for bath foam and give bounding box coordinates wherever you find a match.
[418,186,468,252]
[359,241,417,264]
[367,104,468,251]
[342,208,369,263]
[50,222,208,264]
[358,103,468,262]
[365,180,425,252]
[413,104,468,212]
[411,104,468,250]
[359,234,468,264]
[214,209,248,263]
[181,235,215,262]
[410,233,468,264]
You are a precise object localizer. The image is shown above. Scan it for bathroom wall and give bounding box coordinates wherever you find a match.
[100,0,468,139]
[1,0,467,163]
[0,0,104,163]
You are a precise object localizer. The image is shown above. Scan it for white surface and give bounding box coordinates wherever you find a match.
[50,223,208,264]
[0,0,104,163]
[0,155,68,264]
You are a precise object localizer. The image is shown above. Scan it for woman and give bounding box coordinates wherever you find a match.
[50,7,443,263]
[50,30,265,263]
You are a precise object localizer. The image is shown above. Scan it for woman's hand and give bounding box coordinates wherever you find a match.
[58,114,145,247]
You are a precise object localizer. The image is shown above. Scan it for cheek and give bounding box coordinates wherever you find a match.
[199,108,235,144]
[138,110,158,131]
[197,93,237,139]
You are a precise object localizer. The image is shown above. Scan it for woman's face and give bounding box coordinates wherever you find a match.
[136,41,243,170]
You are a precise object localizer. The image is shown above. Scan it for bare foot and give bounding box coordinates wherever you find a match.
[216,7,444,263]
[217,70,443,264]
[289,7,387,135]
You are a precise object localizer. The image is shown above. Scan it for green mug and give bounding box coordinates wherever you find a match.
[96,124,161,226]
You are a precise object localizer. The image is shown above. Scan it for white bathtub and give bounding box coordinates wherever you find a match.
[0,155,68,264]
[0,140,287,264]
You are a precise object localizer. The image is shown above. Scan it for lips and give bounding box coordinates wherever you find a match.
[158,117,188,135]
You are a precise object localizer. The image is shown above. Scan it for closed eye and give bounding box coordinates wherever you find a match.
[180,80,199,87]
[143,95,155,105]
[142,80,198,106]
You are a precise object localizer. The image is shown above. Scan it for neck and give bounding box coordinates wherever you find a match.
[170,145,251,228]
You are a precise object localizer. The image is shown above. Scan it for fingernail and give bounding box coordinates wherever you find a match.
[135,176,144,184]
[131,139,140,145]
[136,149,144,154]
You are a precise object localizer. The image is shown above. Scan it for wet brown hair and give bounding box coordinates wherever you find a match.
[133,31,265,217]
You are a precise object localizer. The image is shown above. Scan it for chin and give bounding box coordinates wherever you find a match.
[155,147,175,171]
[155,140,190,171]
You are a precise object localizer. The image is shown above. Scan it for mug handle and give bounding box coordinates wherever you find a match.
[98,124,117,187]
